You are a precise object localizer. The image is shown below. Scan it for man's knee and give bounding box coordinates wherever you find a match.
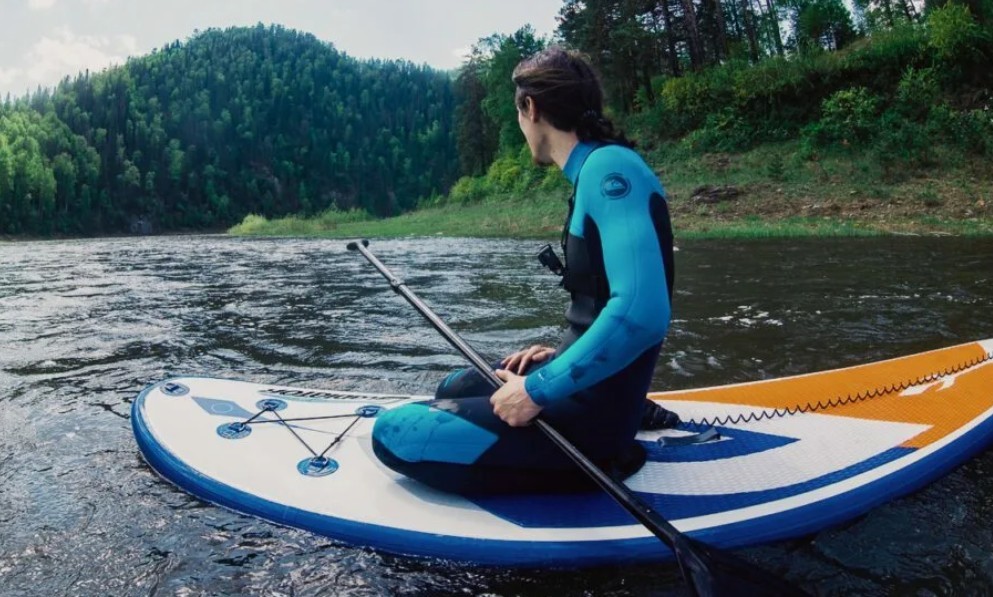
[435,368,474,398]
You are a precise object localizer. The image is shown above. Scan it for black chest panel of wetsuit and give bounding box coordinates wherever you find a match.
[558,191,675,354]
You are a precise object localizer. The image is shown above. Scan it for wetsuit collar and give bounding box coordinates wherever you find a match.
[563,141,599,186]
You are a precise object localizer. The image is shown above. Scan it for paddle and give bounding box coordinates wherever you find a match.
[347,239,807,597]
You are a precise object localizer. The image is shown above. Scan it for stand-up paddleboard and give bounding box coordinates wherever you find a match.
[132,339,993,567]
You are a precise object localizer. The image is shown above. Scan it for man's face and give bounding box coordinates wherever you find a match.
[517,97,552,166]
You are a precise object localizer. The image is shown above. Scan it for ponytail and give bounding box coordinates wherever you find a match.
[512,47,634,148]
[576,109,633,148]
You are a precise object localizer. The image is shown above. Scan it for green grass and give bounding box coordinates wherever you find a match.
[231,200,992,240]
[231,194,570,239]
[676,216,881,239]
[230,140,993,240]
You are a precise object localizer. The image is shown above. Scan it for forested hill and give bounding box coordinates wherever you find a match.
[0,25,458,236]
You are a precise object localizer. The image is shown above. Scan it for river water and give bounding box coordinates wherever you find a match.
[1,234,992,596]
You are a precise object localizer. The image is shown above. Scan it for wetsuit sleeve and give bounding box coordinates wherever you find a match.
[525,150,672,406]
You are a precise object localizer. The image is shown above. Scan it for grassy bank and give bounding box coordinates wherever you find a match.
[229,140,993,239]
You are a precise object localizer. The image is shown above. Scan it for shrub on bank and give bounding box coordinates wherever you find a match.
[229,208,370,235]
[631,8,993,155]
[801,87,881,148]
[448,176,490,204]
[928,3,991,64]
[440,144,568,206]
[630,25,929,150]
[799,62,993,171]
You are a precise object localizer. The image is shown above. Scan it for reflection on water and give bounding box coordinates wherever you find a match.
[1,234,992,595]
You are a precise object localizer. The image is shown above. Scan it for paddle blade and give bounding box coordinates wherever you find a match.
[673,537,809,597]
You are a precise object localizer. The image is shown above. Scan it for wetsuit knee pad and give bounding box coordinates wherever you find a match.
[372,400,500,465]
[435,368,484,399]
[371,397,647,495]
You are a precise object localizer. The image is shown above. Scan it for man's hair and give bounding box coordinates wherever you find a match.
[512,47,634,148]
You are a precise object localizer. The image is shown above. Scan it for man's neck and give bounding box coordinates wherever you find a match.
[547,130,580,170]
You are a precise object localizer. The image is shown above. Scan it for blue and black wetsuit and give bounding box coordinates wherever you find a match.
[372,141,675,494]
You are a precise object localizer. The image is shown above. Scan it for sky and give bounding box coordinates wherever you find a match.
[0,0,564,98]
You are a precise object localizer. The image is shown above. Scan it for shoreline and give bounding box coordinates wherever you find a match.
[5,147,992,242]
[0,229,229,244]
[226,183,993,241]
[229,144,993,240]
[4,203,989,244]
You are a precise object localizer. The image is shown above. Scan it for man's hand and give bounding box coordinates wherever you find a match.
[501,345,555,374]
[491,369,543,427]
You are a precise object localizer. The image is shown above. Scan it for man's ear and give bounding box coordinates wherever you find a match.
[522,96,539,123]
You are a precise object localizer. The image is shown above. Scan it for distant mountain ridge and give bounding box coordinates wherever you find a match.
[0,24,458,236]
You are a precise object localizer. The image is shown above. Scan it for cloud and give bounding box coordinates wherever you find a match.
[22,27,136,87]
[0,68,23,86]
[118,34,138,54]
[28,0,113,10]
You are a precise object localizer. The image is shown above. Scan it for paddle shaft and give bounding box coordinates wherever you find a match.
[346,240,689,547]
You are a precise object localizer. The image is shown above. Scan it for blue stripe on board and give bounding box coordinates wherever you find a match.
[458,427,801,529]
[468,446,914,528]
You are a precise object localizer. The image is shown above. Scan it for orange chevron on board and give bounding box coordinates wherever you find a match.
[650,340,993,449]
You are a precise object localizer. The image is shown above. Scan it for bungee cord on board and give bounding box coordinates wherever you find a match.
[226,401,377,463]
[685,351,993,428]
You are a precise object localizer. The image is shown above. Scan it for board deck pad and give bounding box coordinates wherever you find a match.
[132,339,993,566]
